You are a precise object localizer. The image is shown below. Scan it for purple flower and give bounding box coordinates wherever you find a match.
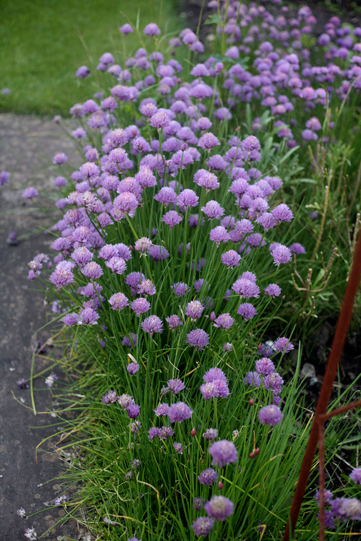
[0,171,10,185]
[141,315,163,334]
[272,204,294,223]
[198,132,220,150]
[232,279,260,298]
[53,153,68,165]
[137,279,156,296]
[221,250,241,268]
[265,284,282,297]
[200,380,230,400]
[198,468,218,486]
[203,428,218,441]
[213,313,234,330]
[159,426,174,440]
[274,337,294,354]
[302,129,317,141]
[127,363,140,375]
[215,107,232,121]
[271,245,292,266]
[54,176,67,187]
[148,427,161,440]
[17,378,29,389]
[177,189,199,210]
[350,468,361,485]
[154,187,177,206]
[315,489,333,506]
[258,405,283,426]
[205,496,234,521]
[135,166,156,189]
[244,371,261,388]
[242,136,261,153]
[154,403,169,416]
[209,226,230,246]
[144,23,161,36]
[50,267,74,289]
[255,358,275,377]
[131,298,150,317]
[289,243,306,255]
[192,517,214,537]
[173,442,183,454]
[263,372,284,395]
[22,187,38,199]
[237,303,257,321]
[331,498,361,521]
[203,368,227,384]
[113,192,138,218]
[168,402,193,423]
[71,247,93,267]
[162,210,182,228]
[116,243,132,261]
[106,257,126,275]
[171,282,188,297]
[150,111,170,128]
[148,245,170,262]
[209,440,238,468]
[122,334,137,348]
[168,379,185,395]
[127,404,141,419]
[118,394,135,408]
[195,171,220,192]
[202,200,224,220]
[62,313,79,326]
[54,495,68,506]
[186,329,209,350]
[166,315,183,329]
[229,179,249,198]
[102,390,118,404]
[82,261,103,280]
[79,307,99,325]
[134,237,152,254]
[76,66,90,78]
[191,63,210,77]
[119,23,133,34]
[185,300,204,320]
[256,213,277,231]
[207,154,227,171]
[223,342,233,353]
[109,292,129,310]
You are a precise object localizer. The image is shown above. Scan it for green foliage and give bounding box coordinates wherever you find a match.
[0,0,181,115]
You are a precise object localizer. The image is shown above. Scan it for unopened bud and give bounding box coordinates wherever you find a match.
[248,398,254,406]
[190,429,196,437]
[218,482,224,489]
[249,452,255,459]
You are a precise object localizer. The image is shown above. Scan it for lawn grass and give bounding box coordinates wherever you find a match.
[0,0,182,116]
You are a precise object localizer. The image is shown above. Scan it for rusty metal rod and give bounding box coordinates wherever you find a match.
[283,230,361,541]
[318,417,326,541]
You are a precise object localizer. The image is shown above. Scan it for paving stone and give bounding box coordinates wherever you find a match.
[0,114,81,540]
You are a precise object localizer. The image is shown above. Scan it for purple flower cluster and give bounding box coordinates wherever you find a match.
[23,8,347,539]
[200,368,230,400]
